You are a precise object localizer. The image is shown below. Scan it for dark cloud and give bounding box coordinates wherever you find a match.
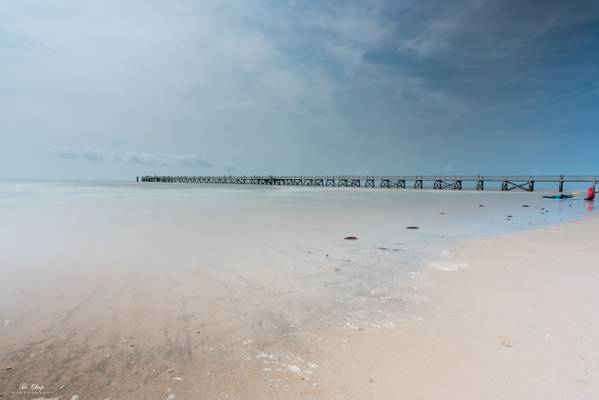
[394,0,599,58]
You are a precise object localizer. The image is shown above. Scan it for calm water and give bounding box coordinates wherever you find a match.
[0,181,595,324]
[1,180,594,241]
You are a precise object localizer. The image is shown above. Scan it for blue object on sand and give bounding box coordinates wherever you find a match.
[542,194,574,200]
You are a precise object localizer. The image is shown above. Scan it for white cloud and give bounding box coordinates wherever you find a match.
[399,16,460,57]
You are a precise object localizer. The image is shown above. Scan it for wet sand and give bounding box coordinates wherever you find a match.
[314,215,599,399]
[0,184,597,399]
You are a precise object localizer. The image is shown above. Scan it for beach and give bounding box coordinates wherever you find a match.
[0,183,597,399]
[314,215,599,399]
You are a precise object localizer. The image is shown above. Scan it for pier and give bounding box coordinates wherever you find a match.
[139,175,597,192]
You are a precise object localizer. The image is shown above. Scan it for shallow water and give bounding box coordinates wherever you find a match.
[0,182,595,398]
[1,181,593,320]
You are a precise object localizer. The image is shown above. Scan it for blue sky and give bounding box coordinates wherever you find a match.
[1,0,598,180]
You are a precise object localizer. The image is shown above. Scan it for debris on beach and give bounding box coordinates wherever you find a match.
[522,204,530,207]
[4,366,12,371]
[167,369,175,373]
[478,204,485,207]
[344,236,358,240]
[378,247,400,252]
[499,336,517,348]
[405,226,419,230]
[3,319,10,327]
[440,212,447,215]
[70,395,80,400]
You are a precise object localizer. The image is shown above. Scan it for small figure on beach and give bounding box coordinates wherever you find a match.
[585,187,595,201]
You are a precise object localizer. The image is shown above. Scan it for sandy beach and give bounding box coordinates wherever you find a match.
[1,184,597,399]
[313,215,599,400]
[4,0,599,397]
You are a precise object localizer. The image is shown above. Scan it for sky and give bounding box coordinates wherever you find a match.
[1,0,599,180]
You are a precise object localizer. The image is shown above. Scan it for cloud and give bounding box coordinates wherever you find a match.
[5,1,599,179]
[52,147,105,161]
[397,0,599,58]
[52,148,211,168]
[119,152,212,168]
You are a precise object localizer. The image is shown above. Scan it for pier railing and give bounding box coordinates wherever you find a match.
[138,175,598,192]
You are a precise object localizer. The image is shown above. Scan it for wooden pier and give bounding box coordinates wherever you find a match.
[139,175,597,192]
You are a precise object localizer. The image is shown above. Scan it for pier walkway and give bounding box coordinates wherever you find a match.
[139,175,597,192]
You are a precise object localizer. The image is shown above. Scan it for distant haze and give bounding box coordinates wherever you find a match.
[1,0,598,180]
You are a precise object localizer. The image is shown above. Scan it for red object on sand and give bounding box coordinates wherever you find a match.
[586,187,595,201]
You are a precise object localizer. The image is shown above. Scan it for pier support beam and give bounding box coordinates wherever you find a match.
[414,179,423,189]
[501,180,535,192]
[325,179,336,187]
[365,179,375,188]
[433,180,462,190]
[476,180,484,191]
[338,179,348,187]
[351,179,361,187]
[380,179,390,188]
